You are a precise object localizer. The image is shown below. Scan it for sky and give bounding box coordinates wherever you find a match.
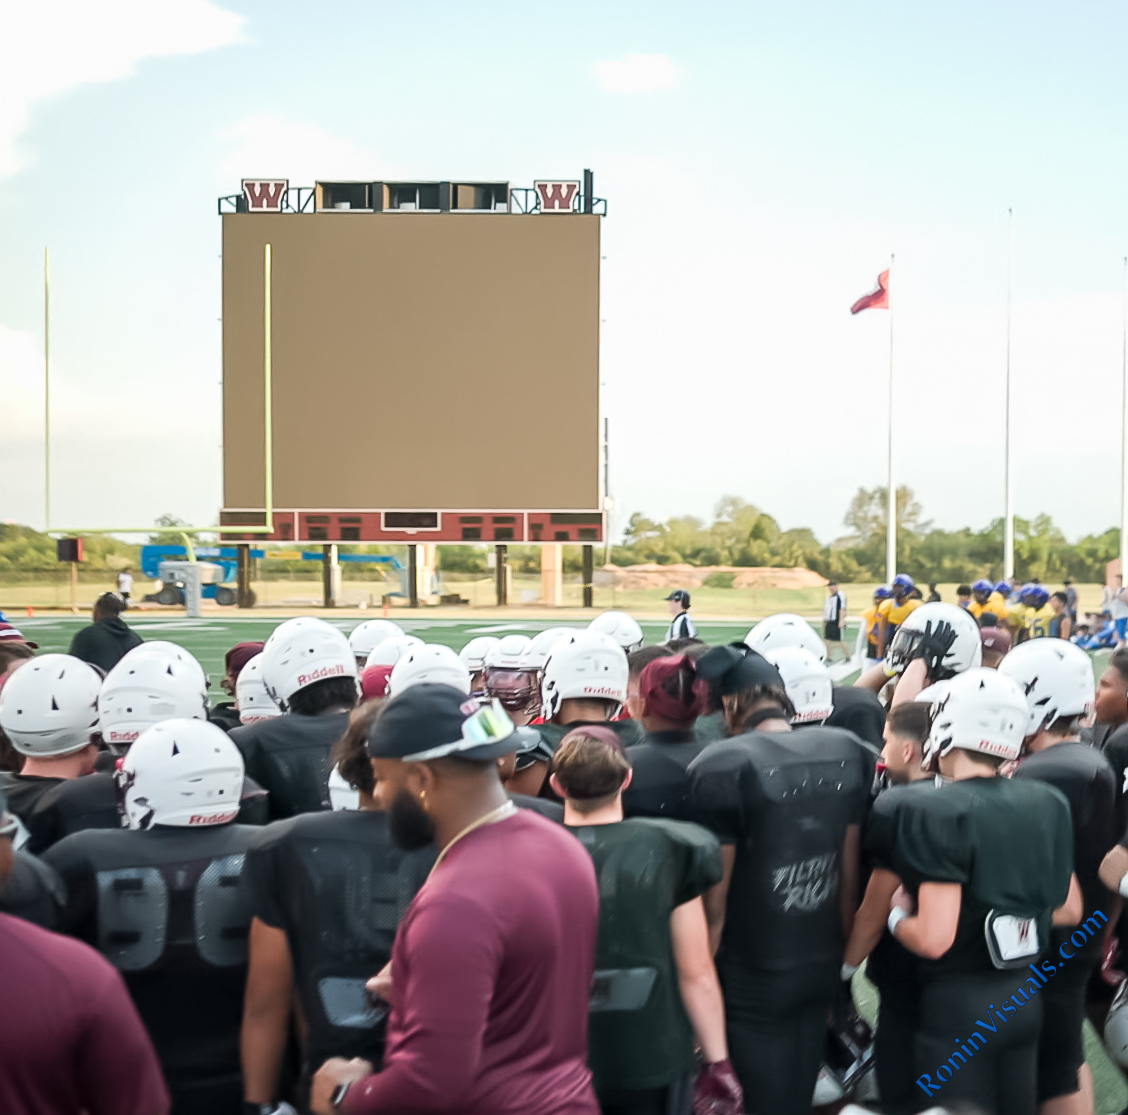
[3,0,1128,545]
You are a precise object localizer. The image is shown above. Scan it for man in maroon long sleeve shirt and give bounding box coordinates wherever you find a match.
[310,684,600,1115]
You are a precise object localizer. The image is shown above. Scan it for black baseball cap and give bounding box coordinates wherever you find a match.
[696,643,784,695]
[367,684,520,762]
[665,589,691,605]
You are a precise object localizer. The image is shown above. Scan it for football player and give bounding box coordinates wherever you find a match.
[211,641,264,731]
[348,620,405,670]
[588,610,645,654]
[234,654,283,725]
[760,647,834,726]
[1001,640,1114,1114]
[875,574,921,658]
[458,636,499,695]
[482,635,540,727]
[25,644,269,853]
[882,670,1079,1112]
[688,646,874,1114]
[241,702,434,1113]
[621,653,709,821]
[0,654,102,825]
[862,587,891,666]
[550,725,741,1115]
[843,701,935,1114]
[968,579,1009,624]
[387,645,471,698]
[44,719,261,1115]
[231,618,359,820]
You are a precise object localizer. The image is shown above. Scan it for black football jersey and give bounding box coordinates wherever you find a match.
[0,848,65,930]
[243,810,434,1071]
[536,717,645,753]
[1012,742,1116,961]
[826,686,886,750]
[689,726,873,971]
[622,730,707,821]
[43,824,262,1096]
[0,771,65,826]
[890,776,1073,976]
[230,712,351,820]
[25,770,269,854]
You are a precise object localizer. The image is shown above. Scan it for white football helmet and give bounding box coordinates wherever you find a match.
[762,647,833,725]
[328,765,360,811]
[745,614,827,664]
[260,618,357,711]
[459,636,500,674]
[235,655,282,724]
[998,639,1094,737]
[541,632,629,721]
[485,634,534,670]
[587,611,644,653]
[99,652,208,750]
[116,718,244,829]
[523,627,580,671]
[0,654,102,757]
[365,634,425,669]
[916,667,1029,765]
[885,602,982,680]
[388,644,472,697]
[124,641,209,692]
[348,619,405,664]
[484,635,539,714]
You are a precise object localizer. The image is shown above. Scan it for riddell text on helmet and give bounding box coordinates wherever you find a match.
[108,730,140,744]
[188,810,239,826]
[582,686,621,697]
[296,664,346,687]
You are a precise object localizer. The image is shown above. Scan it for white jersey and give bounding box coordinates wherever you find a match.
[663,612,698,643]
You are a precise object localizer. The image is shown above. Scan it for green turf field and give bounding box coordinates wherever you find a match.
[16,613,1128,1109]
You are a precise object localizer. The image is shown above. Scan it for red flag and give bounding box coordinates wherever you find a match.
[850,270,890,314]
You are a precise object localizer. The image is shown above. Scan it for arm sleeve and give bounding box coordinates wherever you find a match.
[77,960,170,1115]
[344,894,501,1112]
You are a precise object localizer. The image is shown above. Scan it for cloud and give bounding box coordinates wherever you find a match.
[218,114,394,187]
[0,0,243,177]
[593,53,681,94]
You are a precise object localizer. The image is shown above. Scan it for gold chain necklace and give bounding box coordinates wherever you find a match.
[428,799,519,878]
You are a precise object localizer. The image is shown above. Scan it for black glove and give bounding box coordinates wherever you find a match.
[916,619,957,682]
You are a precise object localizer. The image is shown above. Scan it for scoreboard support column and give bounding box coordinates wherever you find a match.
[541,544,563,607]
[495,545,508,607]
[408,545,419,607]
[236,545,253,608]
[582,544,594,608]
[322,545,339,608]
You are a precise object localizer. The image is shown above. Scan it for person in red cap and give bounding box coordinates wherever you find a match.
[979,622,1012,669]
[621,654,709,821]
[209,641,265,731]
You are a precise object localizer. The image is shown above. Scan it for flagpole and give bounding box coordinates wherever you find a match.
[1120,255,1127,584]
[885,253,896,585]
[44,246,51,532]
[1003,208,1014,581]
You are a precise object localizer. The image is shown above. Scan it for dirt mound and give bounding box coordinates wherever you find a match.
[601,564,826,591]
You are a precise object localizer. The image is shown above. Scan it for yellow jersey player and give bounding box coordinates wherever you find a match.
[875,574,922,658]
[1021,585,1055,639]
[967,579,1009,623]
[863,586,892,665]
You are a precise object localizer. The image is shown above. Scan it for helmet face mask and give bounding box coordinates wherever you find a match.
[484,668,540,715]
[885,603,982,683]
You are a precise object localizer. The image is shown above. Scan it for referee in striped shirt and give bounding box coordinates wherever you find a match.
[663,590,698,643]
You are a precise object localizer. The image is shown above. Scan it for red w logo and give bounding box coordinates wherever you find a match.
[535,181,579,212]
[241,179,288,212]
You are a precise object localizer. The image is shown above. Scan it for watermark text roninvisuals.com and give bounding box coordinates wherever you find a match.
[916,910,1108,1098]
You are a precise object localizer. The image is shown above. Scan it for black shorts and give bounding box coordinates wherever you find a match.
[824,622,842,641]
[1038,956,1096,1101]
